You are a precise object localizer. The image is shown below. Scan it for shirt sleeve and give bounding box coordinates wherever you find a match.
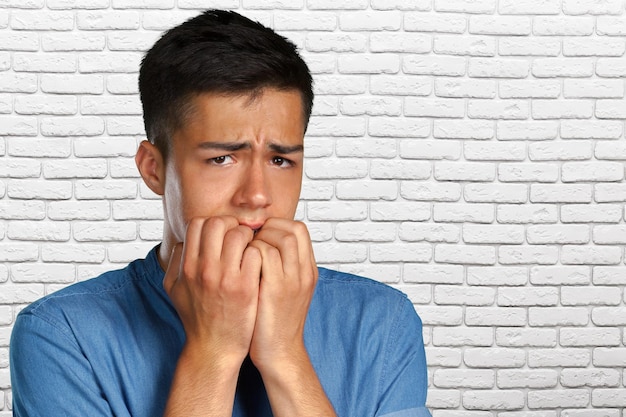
[10,311,115,417]
[375,296,432,417]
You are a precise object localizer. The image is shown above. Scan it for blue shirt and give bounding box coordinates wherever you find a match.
[11,246,431,417]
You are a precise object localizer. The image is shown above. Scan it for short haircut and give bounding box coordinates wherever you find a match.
[139,9,314,159]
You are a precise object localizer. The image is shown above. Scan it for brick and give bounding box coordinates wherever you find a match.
[562,204,623,223]
[534,16,594,35]
[563,0,624,15]
[141,10,198,30]
[498,121,559,141]
[8,180,72,200]
[406,98,465,118]
[434,162,495,182]
[465,348,526,368]
[107,74,140,94]
[73,221,136,242]
[306,33,365,53]
[79,52,142,73]
[0,32,39,51]
[529,348,590,367]
[597,99,626,119]
[371,0,430,9]
[0,201,45,220]
[11,263,75,284]
[561,328,620,347]
[139,221,163,241]
[334,222,396,242]
[530,266,590,285]
[532,99,593,119]
[425,389,462,409]
[597,16,626,35]
[527,225,590,244]
[305,159,367,179]
[464,184,528,203]
[500,0,560,14]
[48,0,109,8]
[42,32,106,52]
[530,184,593,203]
[307,202,367,221]
[435,284,497,306]
[528,389,589,408]
[435,369,494,389]
[311,242,367,263]
[469,58,529,78]
[464,390,525,410]
[107,116,146,136]
[74,137,137,157]
[0,116,37,136]
[596,58,626,78]
[433,203,494,223]
[595,225,626,244]
[499,80,561,98]
[435,78,496,98]
[369,243,431,263]
[314,75,367,95]
[368,117,429,138]
[11,10,74,30]
[561,245,622,265]
[112,0,175,8]
[48,201,110,220]
[371,32,431,53]
[592,307,626,326]
[81,96,142,115]
[13,52,76,73]
[74,179,138,201]
[8,221,70,242]
[466,307,526,327]
[529,141,592,161]
[41,74,104,95]
[561,120,624,139]
[592,389,626,407]
[41,116,105,137]
[432,327,493,347]
[370,75,431,96]
[370,160,431,180]
[335,138,396,158]
[404,264,464,284]
[434,35,495,57]
[338,54,399,74]
[370,202,431,221]
[529,307,589,326]
[499,37,560,56]
[112,201,163,220]
[498,287,558,306]
[336,180,397,200]
[339,11,400,31]
[0,283,44,303]
[564,38,625,57]
[0,158,41,178]
[109,158,140,179]
[76,11,140,30]
[560,410,620,417]
[426,347,463,367]
[108,242,157,263]
[0,73,37,93]
[307,116,365,137]
[596,140,626,160]
[497,204,558,224]
[467,267,527,286]
[468,100,528,120]
[466,142,526,162]
[42,243,105,263]
[562,287,622,306]
[533,58,594,78]
[496,327,556,348]
[404,55,467,76]
[470,15,531,35]
[400,140,461,160]
[593,267,626,285]
[404,12,467,33]
[498,163,559,183]
[434,245,496,265]
[463,224,524,244]
[401,223,460,244]
[594,348,626,367]
[434,0,495,13]
[498,370,559,389]
[434,119,494,139]
[340,97,401,116]
[564,79,624,98]
[15,95,77,115]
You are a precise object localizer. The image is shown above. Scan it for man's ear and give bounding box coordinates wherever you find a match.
[135,140,165,196]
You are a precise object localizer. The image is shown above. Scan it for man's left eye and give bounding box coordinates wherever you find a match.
[272,157,292,167]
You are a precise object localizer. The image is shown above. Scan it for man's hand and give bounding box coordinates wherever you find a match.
[163,216,262,367]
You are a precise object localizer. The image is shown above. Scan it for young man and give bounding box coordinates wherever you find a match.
[10,10,431,417]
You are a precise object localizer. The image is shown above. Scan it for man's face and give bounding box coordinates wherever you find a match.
[161,88,305,247]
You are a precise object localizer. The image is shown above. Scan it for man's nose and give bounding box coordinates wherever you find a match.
[233,161,272,208]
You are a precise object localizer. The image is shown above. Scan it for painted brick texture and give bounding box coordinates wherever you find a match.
[1,2,625,414]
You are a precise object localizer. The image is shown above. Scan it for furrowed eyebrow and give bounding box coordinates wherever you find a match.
[198,141,303,154]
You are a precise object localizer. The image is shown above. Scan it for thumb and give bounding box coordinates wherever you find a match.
[163,242,184,295]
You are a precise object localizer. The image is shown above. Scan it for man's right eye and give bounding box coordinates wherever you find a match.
[208,155,233,165]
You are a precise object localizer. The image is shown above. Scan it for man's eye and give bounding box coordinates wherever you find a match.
[209,155,232,165]
[272,157,293,167]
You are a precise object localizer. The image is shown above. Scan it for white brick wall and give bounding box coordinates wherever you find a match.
[1,1,625,414]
